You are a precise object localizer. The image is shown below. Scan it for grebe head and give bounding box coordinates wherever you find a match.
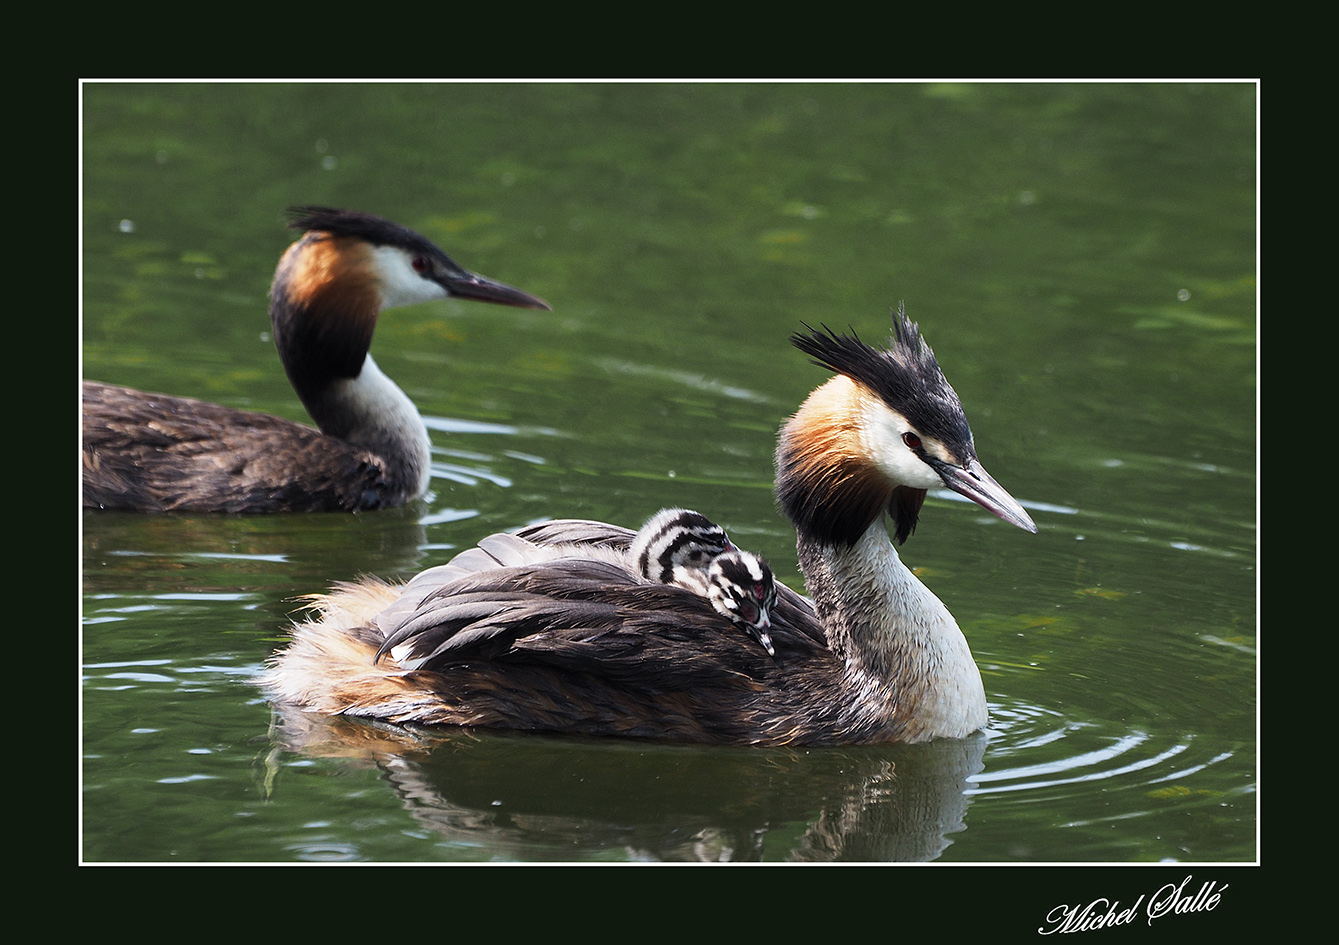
[282,206,552,312]
[776,303,1036,547]
[706,549,778,656]
[269,207,550,397]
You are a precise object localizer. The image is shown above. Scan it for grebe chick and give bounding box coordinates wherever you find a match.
[702,550,778,656]
[629,508,777,655]
[263,304,1036,746]
[83,207,550,513]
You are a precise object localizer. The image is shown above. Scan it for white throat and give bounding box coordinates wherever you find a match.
[327,354,432,498]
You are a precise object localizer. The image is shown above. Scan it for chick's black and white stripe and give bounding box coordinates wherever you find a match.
[630,508,735,583]
[630,508,778,655]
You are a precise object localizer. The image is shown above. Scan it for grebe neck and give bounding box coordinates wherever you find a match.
[308,354,432,499]
[797,518,988,740]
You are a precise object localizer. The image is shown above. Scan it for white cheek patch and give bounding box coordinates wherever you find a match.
[368,246,450,309]
[858,399,944,491]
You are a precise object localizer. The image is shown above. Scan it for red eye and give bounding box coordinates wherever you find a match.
[902,432,922,450]
[411,256,429,273]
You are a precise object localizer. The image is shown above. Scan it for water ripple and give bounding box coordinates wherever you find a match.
[969,701,1216,800]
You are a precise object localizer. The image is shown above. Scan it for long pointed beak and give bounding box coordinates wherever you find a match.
[934,458,1037,533]
[442,269,552,310]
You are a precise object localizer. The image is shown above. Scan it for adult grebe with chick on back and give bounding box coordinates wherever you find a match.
[262,305,1036,746]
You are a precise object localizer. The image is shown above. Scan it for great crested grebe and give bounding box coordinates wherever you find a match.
[262,305,1036,746]
[82,207,551,513]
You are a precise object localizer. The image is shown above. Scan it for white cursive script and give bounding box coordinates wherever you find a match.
[1038,875,1227,934]
[1145,874,1228,924]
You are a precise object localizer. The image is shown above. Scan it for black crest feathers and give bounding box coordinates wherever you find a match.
[791,304,973,450]
[285,206,459,268]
